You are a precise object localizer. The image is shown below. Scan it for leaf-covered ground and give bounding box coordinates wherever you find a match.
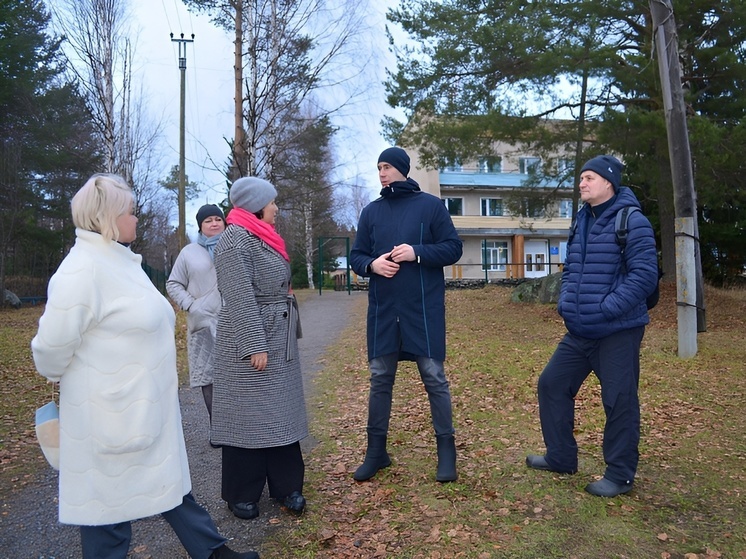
[2,284,744,558]
[263,283,746,559]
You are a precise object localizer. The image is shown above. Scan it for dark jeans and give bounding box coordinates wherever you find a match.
[79,493,225,559]
[367,352,455,438]
[537,327,644,484]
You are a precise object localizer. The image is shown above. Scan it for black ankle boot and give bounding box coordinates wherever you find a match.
[353,434,391,481]
[435,435,457,482]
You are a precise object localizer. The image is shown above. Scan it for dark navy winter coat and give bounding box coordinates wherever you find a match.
[558,186,659,339]
[350,178,463,361]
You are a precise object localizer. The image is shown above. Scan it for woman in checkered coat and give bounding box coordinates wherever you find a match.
[212,177,308,521]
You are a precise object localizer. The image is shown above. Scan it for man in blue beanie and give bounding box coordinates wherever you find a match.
[350,146,463,483]
[526,154,659,497]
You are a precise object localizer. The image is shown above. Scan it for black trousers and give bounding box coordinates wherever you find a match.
[221,441,304,504]
[537,327,644,484]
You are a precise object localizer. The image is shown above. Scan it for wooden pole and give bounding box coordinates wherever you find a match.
[649,0,704,357]
[171,33,194,250]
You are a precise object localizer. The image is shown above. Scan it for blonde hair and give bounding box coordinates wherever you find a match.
[71,174,134,242]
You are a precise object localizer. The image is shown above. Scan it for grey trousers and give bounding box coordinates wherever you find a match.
[367,352,455,437]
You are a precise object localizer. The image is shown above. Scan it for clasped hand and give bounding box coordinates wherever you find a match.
[371,244,415,278]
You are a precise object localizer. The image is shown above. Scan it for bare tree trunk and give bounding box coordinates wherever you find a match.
[572,62,588,219]
[304,202,315,290]
[245,1,260,177]
[264,0,280,183]
[230,0,247,181]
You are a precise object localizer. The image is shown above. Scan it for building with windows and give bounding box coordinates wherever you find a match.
[406,142,576,281]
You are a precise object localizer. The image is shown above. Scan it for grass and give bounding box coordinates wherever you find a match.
[263,283,746,559]
[2,284,745,558]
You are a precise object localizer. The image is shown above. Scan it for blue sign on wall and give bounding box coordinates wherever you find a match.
[550,246,559,255]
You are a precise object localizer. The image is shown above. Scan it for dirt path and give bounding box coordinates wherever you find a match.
[0,290,365,558]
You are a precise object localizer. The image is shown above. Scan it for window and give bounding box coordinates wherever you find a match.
[481,198,503,217]
[557,158,574,173]
[442,197,463,216]
[520,198,545,218]
[559,199,573,218]
[478,156,501,174]
[527,252,546,272]
[519,157,541,174]
[483,240,509,271]
[442,158,462,172]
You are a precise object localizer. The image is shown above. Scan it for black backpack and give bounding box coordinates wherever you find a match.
[615,206,662,310]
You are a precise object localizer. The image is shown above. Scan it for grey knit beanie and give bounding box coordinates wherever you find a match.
[229,177,277,213]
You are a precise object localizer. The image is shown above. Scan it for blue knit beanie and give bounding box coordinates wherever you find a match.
[378,147,410,178]
[580,155,624,191]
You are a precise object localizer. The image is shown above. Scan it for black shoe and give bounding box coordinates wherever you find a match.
[281,491,306,515]
[209,544,259,559]
[525,454,577,474]
[585,477,633,497]
[228,501,259,520]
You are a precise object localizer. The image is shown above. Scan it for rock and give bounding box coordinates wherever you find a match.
[3,289,22,309]
[511,273,561,304]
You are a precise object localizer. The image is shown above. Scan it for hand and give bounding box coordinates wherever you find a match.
[389,244,415,263]
[250,352,268,371]
[371,252,400,278]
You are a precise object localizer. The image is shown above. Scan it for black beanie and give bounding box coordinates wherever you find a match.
[580,155,624,191]
[378,147,410,178]
[196,204,225,232]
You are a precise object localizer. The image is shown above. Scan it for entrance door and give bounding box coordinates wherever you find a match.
[524,240,549,278]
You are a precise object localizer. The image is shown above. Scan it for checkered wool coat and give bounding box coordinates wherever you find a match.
[211,224,308,448]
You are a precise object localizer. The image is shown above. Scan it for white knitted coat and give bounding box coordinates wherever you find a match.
[31,229,191,526]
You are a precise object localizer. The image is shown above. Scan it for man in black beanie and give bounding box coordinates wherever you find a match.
[526,154,659,497]
[350,146,463,483]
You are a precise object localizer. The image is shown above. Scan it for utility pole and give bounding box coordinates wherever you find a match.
[171,32,194,250]
[649,0,705,358]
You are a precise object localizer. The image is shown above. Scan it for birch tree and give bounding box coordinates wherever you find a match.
[273,110,338,289]
[50,0,167,255]
[182,0,370,182]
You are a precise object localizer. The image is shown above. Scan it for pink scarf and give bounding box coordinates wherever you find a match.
[226,207,290,261]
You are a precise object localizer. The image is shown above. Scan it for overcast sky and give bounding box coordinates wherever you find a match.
[127,0,404,235]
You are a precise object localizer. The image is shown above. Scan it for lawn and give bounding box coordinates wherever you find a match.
[1,283,744,558]
[264,282,746,559]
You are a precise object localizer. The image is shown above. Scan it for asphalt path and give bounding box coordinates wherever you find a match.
[0,289,364,558]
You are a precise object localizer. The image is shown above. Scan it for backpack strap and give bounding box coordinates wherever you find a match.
[615,206,641,248]
[615,206,641,274]
[568,216,578,243]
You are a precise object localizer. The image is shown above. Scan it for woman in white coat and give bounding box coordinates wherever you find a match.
[31,174,258,559]
[167,204,225,421]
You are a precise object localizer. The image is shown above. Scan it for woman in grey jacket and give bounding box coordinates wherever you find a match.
[167,204,225,420]
[212,177,308,521]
